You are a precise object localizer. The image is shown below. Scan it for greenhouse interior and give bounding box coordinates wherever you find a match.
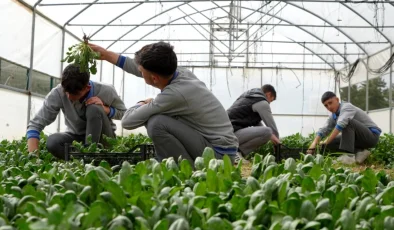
[2,0,394,229]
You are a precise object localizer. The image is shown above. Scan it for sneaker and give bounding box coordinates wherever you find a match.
[337,154,356,165]
[234,152,250,165]
[355,150,371,164]
[234,152,243,165]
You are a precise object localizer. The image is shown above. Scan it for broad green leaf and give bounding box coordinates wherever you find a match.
[154,219,169,230]
[316,198,330,214]
[284,158,296,173]
[337,209,356,230]
[301,176,316,193]
[223,155,232,179]
[308,164,321,181]
[300,200,316,220]
[253,154,263,165]
[314,154,324,166]
[205,216,232,230]
[380,187,394,205]
[278,181,288,208]
[208,159,218,172]
[302,221,320,230]
[315,213,332,221]
[202,148,215,168]
[374,206,394,229]
[251,162,262,179]
[245,177,260,194]
[194,157,205,170]
[107,215,133,230]
[283,198,301,218]
[384,216,394,230]
[206,169,217,192]
[361,168,378,194]
[263,164,277,182]
[180,159,193,179]
[355,197,372,221]
[193,182,207,196]
[105,181,127,210]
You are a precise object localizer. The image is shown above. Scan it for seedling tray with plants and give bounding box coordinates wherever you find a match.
[64,143,156,166]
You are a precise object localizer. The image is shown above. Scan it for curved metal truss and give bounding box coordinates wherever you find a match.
[23,0,394,71]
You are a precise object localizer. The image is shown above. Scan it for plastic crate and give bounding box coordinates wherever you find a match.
[274,144,311,162]
[64,143,156,166]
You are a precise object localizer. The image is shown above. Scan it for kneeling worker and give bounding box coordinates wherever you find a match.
[27,64,127,158]
[227,85,281,161]
[308,91,381,164]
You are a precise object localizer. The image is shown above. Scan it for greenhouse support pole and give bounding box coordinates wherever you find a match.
[100,61,103,82]
[348,78,351,103]
[58,29,66,132]
[27,0,42,127]
[390,46,393,134]
[209,21,214,91]
[260,68,263,87]
[112,65,115,86]
[121,71,125,136]
[246,23,249,68]
[366,57,369,113]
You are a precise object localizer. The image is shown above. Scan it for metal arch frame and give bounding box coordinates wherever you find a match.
[286,37,336,69]
[339,2,391,45]
[106,2,190,50]
[118,5,234,54]
[90,3,143,38]
[112,4,349,68]
[33,0,394,69]
[286,2,368,56]
[238,5,350,64]
[37,1,394,6]
[67,23,394,29]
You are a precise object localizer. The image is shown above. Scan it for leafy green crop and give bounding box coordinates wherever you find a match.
[1,134,394,229]
[61,34,100,75]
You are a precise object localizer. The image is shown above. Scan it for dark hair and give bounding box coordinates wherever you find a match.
[321,91,337,103]
[61,64,90,94]
[134,42,177,77]
[262,84,277,99]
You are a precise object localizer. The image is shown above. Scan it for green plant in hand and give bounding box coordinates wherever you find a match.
[61,33,100,74]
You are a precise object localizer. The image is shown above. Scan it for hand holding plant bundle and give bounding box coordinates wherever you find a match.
[61,33,100,74]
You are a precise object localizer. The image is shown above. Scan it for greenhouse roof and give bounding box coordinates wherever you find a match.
[19,0,394,71]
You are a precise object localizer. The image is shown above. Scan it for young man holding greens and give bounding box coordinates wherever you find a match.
[27,64,127,159]
[308,91,381,164]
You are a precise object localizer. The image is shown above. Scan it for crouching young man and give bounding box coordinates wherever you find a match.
[90,42,238,164]
[308,91,381,164]
[227,85,281,162]
[27,64,127,159]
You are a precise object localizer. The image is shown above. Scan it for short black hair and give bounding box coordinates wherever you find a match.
[61,64,90,94]
[321,91,337,103]
[262,84,277,99]
[134,42,177,78]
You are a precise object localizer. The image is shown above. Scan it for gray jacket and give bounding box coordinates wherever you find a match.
[117,56,239,152]
[317,102,381,138]
[27,81,126,139]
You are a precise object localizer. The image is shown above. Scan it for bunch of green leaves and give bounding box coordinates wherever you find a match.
[61,34,100,75]
[250,133,316,159]
[369,133,394,168]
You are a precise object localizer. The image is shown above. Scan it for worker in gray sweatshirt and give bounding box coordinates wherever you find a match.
[227,85,281,162]
[89,42,238,164]
[308,91,381,164]
[26,64,127,159]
